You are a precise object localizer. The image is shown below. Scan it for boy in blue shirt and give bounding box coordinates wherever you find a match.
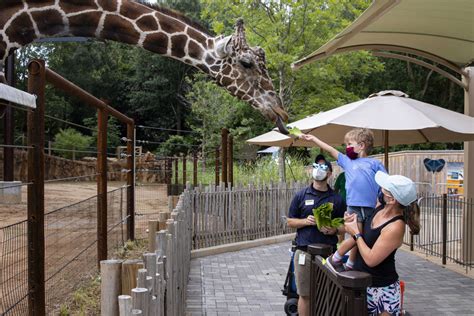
[299,128,386,271]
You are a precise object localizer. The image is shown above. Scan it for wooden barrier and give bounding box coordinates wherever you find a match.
[102,184,193,316]
[308,244,372,316]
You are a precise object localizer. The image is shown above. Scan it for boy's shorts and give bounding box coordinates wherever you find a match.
[367,280,401,316]
[348,206,375,223]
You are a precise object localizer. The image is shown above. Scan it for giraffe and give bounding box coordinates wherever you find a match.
[0,0,288,127]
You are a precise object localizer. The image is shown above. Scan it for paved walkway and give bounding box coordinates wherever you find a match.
[186,242,474,316]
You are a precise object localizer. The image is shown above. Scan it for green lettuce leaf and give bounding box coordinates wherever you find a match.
[313,202,344,230]
[288,126,303,137]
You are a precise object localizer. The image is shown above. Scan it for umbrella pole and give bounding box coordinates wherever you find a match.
[384,130,389,172]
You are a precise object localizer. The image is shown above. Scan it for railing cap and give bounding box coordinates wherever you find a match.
[307,244,332,257]
[337,270,372,288]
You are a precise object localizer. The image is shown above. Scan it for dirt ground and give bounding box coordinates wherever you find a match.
[0,181,128,228]
[0,181,170,314]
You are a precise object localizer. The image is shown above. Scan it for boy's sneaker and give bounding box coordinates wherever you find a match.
[343,263,354,271]
[326,255,345,273]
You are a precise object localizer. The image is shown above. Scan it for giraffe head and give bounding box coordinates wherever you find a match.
[209,19,288,129]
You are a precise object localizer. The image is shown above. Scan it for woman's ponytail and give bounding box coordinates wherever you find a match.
[405,201,421,235]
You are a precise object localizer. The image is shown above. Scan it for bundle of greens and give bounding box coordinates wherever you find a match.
[288,126,303,137]
[313,202,344,230]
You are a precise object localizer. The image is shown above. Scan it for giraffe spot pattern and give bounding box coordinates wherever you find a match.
[142,31,168,55]
[31,10,65,36]
[69,12,102,37]
[188,40,203,60]
[26,1,56,9]
[121,1,153,20]
[187,28,206,45]
[102,15,140,45]
[97,0,117,12]
[60,1,98,14]
[170,34,187,58]
[157,12,185,34]
[0,5,23,30]
[136,15,158,32]
[6,12,36,46]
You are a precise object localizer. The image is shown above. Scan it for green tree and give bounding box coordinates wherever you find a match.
[53,128,93,160]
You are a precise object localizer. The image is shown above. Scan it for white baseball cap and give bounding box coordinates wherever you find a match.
[375,171,417,206]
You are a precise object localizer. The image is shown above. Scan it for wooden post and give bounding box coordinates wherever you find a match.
[148,220,158,252]
[118,295,132,316]
[228,134,233,188]
[127,123,135,241]
[132,288,149,316]
[3,53,15,182]
[182,155,186,187]
[27,59,46,316]
[158,212,170,231]
[215,147,220,186]
[97,108,108,265]
[174,157,179,186]
[193,152,198,187]
[100,259,122,316]
[221,128,228,186]
[122,259,143,295]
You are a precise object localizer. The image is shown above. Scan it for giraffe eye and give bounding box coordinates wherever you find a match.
[239,59,254,69]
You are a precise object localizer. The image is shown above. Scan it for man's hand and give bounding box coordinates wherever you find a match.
[320,226,337,235]
[305,215,315,226]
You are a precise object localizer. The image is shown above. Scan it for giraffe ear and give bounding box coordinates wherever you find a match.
[215,35,232,58]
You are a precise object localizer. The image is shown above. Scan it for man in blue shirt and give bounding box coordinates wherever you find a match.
[287,154,346,316]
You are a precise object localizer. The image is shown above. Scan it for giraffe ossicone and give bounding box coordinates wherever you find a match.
[0,0,288,125]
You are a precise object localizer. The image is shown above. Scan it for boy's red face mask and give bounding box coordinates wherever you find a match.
[346,146,358,160]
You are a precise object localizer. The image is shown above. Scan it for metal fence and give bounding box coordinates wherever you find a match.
[0,187,128,315]
[403,194,473,271]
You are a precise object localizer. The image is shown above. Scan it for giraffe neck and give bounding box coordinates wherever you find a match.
[0,0,218,77]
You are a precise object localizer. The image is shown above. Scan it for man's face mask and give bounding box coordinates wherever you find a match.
[312,163,329,181]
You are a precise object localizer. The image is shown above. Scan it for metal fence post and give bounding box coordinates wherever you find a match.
[127,123,135,241]
[27,59,46,316]
[442,193,448,265]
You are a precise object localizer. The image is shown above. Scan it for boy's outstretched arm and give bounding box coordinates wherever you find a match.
[299,134,340,160]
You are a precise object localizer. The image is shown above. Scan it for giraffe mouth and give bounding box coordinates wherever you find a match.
[276,116,289,135]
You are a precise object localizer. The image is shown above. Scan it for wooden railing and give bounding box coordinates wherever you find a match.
[308,244,372,316]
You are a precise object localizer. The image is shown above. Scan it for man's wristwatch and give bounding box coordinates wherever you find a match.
[353,233,363,241]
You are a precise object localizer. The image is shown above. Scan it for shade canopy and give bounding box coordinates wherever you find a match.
[247,90,474,147]
[292,0,474,71]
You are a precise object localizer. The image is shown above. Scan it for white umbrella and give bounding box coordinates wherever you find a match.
[247,90,474,168]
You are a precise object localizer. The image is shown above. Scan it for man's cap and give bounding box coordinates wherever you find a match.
[314,154,332,172]
[375,171,417,206]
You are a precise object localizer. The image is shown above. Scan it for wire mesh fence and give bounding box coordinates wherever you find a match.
[134,183,170,240]
[0,187,128,315]
[403,194,474,270]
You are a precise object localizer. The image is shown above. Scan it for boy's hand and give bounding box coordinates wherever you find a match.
[344,213,359,235]
[298,134,316,142]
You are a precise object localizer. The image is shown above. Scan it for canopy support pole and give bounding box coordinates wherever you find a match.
[463,67,474,264]
[384,130,389,172]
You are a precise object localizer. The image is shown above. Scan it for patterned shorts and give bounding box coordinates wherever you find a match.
[367,280,401,316]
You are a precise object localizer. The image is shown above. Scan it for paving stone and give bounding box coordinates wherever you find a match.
[186,242,474,315]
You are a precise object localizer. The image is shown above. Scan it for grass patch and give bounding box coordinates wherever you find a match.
[59,239,148,315]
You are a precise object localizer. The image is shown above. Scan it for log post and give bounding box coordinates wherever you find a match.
[182,155,186,187]
[118,295,132,316]
[148,220,158,252]
[97,107,108,265]
[100,259,122,316]
[228,134,233,188]
[215,147,220,186]
[27,59,46,316]
[221,128,228,187]
[126,123,135,240]
[131,288,149,316]
[122,259,143,295]
[193,152,198,187]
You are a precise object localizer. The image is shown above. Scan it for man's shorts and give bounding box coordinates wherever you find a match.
[348,206,375,223]
[294,249,311,297]
[367,280,401,316]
